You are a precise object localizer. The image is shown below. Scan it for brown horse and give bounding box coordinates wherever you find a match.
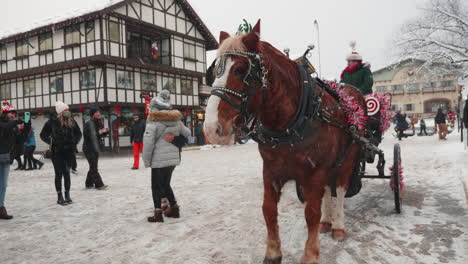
[204,20,366,264]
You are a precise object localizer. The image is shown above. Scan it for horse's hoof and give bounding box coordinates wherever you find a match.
[319,222,332,233]
[332,229,346,241]
[263,256,282,264]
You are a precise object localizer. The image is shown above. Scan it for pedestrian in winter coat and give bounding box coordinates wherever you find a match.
[394,112,409,141]
[143,90,191,223]
[12,125,25,170]
[130,113,145,169]
[340,41,374,95]
[23,128,44,170]
[463,98,468,128]
[195,121,205,146]
[0,103,25,220]
[40,102,82,205]
[419,119,428,136]
[435,108,448,140]
[83,107,109,190]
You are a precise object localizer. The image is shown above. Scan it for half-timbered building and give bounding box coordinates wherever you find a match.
[0,0,218,151]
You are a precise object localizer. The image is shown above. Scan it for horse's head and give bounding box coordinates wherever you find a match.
[204,20,264,145]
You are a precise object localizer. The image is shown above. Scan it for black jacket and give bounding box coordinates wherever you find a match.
[463,100,468,128]
[435,111,446,124]
[130,120,145,143]
[0,115,23,155]
[40,117,82,154]
[83,119,108,153]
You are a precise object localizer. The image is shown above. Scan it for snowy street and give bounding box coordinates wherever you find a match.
[1,131,468,264]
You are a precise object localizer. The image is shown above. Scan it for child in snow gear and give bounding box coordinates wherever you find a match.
[340,41,374,95]
[24,128,44,170]
[143,90,191,222]
[0,102,25,220]
[130,113,145,169]
[83,107,109,190]
[40,102,82,205]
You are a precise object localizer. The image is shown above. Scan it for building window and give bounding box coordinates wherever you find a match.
[0,44,6,61]
[181,79,193,95]
[406,83,420,91]
[116,70,133,89]
[162,76,176,94]
[109,21,120,42]
[16,40,29,57]
[440,81,453,87]
[376,86,387,92]
[183,43,196,60]
[49,76,64,94]
[39,32,53,51]
[404,104,415,111]
[391,105,398,111]
[23,80,35,96]
[424,99,450,113]
[85,21,95,41]
[0,83,11,100]
[127,32,171,66]
[65,25,80,45]
[80,70,96,89]
[141,73,157,91]
[391,85,404,91]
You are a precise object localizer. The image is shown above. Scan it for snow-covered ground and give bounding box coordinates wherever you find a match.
[1,130,468,264]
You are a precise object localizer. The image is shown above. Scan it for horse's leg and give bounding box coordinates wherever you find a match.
[331,185,347,241]
[263,179,283,264]
[319,186,332,233]
[301,174,326,264]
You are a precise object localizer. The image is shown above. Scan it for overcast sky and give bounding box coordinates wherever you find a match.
[0,0,427,78]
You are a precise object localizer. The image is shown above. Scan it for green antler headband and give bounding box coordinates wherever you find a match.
[236,19,252,35]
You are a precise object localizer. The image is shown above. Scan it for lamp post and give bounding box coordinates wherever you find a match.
[314,20,322,78]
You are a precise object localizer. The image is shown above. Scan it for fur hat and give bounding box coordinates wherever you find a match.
[55,101,69,115]
[150,90,172,112]
[1,102,16,113]
[346,41,363,61]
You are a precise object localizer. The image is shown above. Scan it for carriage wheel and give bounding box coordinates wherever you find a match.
[296,181,305,204]
[393,144,402,214]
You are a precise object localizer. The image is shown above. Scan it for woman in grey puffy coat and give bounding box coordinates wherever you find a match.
[143,90,190,222]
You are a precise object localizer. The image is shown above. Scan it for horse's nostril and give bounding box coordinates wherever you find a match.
[216,123,222,136]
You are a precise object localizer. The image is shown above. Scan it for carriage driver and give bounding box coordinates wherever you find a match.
[340,41,374,95]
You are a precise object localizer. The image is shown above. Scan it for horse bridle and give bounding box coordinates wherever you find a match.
[210,51,268,140]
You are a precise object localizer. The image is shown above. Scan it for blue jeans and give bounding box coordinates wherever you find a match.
[0,163,10,207]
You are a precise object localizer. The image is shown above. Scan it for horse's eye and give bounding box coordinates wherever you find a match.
[235,68,247,76]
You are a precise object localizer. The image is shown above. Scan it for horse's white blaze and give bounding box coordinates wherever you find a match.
[332,186,346,230]
[320,186,333,224]
[204,57,234,142]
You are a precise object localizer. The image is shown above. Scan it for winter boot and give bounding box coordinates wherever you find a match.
[0,206,13,220]
[57,193,66,206]
[64,191,73,204]
[147,209,164,223]
[161,199,169,211]
[164,205,180,218]
[37,161,44,170]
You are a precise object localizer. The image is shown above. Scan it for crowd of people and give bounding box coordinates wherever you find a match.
[0,90,192,222]
[393,107,457,141]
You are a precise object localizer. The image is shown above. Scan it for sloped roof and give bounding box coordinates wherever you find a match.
[0,0,218,50]
[373,59,424,82]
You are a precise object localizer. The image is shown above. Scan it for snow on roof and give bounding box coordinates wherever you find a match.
[0,0,124,40]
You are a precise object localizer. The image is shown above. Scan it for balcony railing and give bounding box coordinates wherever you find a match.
[421,86,456,93]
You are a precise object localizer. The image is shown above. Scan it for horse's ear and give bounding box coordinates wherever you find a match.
[219,31,231,45]
[242,20,261,51]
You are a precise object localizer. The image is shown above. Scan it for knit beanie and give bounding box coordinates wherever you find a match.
[55,101,69,115]
[89,107,99,118]
[150,90,172,112]
[346,41,363,61]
